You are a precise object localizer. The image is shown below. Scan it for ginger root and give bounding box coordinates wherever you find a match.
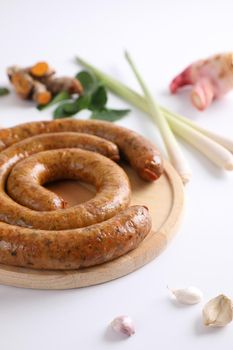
[170,53,233,110]
[7,61,83,106]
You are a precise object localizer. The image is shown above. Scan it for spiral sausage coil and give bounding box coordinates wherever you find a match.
[0,119,163,270]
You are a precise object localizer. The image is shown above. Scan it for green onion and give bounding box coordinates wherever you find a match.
[76,56,233,171]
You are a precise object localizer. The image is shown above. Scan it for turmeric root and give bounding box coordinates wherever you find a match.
[41,76,83,95]
[7,61,83,107]
[7,66,34,99]
[170,53,233,110]
[33,81,52,105]
[29,61,55,78]
[7,65,20,80]
[7,65,51,104]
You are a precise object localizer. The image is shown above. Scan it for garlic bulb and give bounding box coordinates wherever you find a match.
[203,294,233,327]
[170,286,203,304]
[111,315,135,336]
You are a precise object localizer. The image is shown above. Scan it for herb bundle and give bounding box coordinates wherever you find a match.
[39,71,130,121]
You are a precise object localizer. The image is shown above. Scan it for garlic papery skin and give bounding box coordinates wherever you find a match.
[203,294,233,327]
[170,286,203,305]
[111,315,135,336]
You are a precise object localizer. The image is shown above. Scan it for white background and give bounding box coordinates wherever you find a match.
[0,0,233,349]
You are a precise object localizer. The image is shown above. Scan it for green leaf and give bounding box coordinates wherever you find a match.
[90,108,130,122]
[63,95,91,114]
[37,91,70,110]
[53,95,91,119]
[53,104,72,119]
[62,102,78,114]
[51,70,129,121]
[90,86,107,110]
[76,71,97,94]
[75,94,91,110]
[0,87,10,97]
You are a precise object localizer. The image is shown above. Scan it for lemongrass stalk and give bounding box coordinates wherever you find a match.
[124,51,192,183]
[77,57,146,110]
[148,106,233,168]
[76,57,233,170]
[161,107,233,153]
[165,116,233,170]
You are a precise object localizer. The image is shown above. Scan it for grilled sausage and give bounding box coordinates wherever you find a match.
[0,206,151,270]
[0,120,157,270]
[0,119,163,180]
[2,149,130,229]
[6,132,121,212]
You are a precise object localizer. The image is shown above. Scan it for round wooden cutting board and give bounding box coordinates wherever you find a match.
[0,160,184,290]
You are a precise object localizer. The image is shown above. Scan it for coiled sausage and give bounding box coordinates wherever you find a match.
[0,120,159,270]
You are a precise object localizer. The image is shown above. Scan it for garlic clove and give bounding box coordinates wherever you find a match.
[169,286,203,305]
[111,315,135,336]
[203,294,233,327]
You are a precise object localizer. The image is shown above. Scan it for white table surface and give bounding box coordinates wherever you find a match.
[0,0,233,348]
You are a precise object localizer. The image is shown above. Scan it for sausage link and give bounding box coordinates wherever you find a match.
[0,120,155,270]
[0,206,151,270]
[0,119,163,180]
[1,149,130,229]
[6,132,120,211]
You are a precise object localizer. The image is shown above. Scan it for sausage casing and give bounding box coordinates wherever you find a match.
[0,206,151,270]
[0,120,157,269]
[0,119,163,180]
